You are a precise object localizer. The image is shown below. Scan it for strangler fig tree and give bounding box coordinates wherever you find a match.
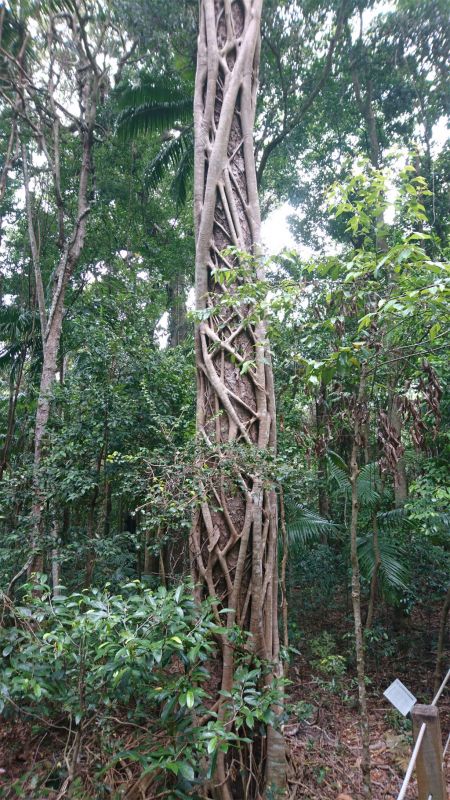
[191,1,285,797]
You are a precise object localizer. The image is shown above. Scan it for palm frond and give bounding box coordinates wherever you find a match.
[116,76,188,110]
[171,132,194,207]
[0,307,36,345]
[327,453,350,494]
[377,507,412,531]
[358,532,409,592]
[116,76,193,140]
[286,504,338,547]
[145,128,193,192]
[357,462,381,506]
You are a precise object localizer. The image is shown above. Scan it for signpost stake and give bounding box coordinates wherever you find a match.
[411,704,446,800]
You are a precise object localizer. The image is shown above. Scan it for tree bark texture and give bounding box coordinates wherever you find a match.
[388,392,408,507]
[192,2,284,797]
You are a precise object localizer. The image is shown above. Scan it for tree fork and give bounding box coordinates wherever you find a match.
[192,2,285,797]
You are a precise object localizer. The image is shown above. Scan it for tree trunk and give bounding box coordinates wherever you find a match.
[167,274,188,346]
[433,586,450,696]
[51,516,61,596]
[279,487,289,653]
[349,371,372,798]
[365,511,380,631]
[389,393,408,507]
[0,349,26,480]
[192,2,284,797]
[316,379,330,523]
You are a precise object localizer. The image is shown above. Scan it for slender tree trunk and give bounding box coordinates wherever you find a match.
[167,274,188,346]
[192,3,284,797]
[279,487,289,653]
[143,528,157,578]
[84,489,98,589]
[389,392,408,507]
[365,511,380,631]
[25,124,93,575]
[316,379,330,523]
[433,586,450,695]
[0,349,26,480]
[12,12,99,577]
[349,370,372,798]
[51,516,61,596]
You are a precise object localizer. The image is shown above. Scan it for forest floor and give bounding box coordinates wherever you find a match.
[286,663,450,799]
[285,603,450,799]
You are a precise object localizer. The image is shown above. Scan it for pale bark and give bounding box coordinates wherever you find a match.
[192,2,284,797]
[12,14,100,575]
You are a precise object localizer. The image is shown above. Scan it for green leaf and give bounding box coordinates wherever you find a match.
[429,323,441,341]
[178,762,195,781]
[186,690,195,709]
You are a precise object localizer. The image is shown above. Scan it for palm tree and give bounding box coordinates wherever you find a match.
[116,74,194,206]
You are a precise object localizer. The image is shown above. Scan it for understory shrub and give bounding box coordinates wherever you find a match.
[0,580,282,799]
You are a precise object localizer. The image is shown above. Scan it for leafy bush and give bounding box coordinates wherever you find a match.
[0,580,282,799]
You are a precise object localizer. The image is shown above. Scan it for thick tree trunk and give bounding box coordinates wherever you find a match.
[192,2,284,797]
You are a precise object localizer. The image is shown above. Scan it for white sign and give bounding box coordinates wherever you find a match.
[383,679,417,717]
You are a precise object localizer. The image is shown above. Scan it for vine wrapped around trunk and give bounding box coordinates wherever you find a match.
[191,1,285,797]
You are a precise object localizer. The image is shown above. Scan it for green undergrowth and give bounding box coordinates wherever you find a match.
[0,579,284,799]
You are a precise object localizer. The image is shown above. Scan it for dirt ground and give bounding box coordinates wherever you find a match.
[285,660,449,799]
